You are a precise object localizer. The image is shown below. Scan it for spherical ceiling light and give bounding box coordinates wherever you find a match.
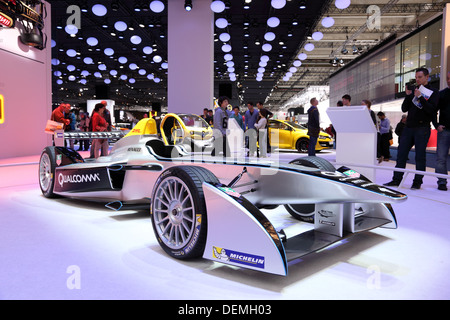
[104,79,111,84]
[120,75,128,80]
[68,75,76,81]
[65,24,78,35]
[104,48,114,56]
[67,65,76,72]
[51,59,60,65]
[224,53,233,61]
[260,55,270,62]
[321,16,335,28]
[129,78,136,84]
[86,37,98,46]
[210,0,225,13]
[54,71,62,77]
[312,31,324,41]
[271,0,286,9]
[259,61,267,67]
[81,70,90,77]
[130,35,142,45]
[143,46,153,55]
[149,1,165,13]
[56,79,63,85]
[289,67,298,73]
[221,44,232,53]
[335,0,351,10]
[293,60,302,67]
[267,17,280,28]
[154,78,161,83]
[227,67,235,73]
[114,21,128,32]
[264,32,276,42]
[304,43,315,51]
[147,74,154,80]
[94,72,102,78]
[161,62,168,69]
[153,55,162,63]
[262,43,272,52]
[298,53,307,60]
[51,40,56,48]
[80,79,87,85]
[215,18,228,29]
[129,63,138,70]
[83,57,93,64]
[98,64,107,71]
[118,57,128,64]
[66,49,77,57]
[219,33,231,42]
[92,4,107,16]
[110,70,117,76]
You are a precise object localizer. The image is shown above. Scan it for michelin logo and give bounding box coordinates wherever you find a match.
[213,247,265,269]
[58,173,100,188]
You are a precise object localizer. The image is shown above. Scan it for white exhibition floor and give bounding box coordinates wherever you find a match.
[0,149,449,300]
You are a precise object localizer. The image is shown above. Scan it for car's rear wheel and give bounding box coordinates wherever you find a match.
[284,156,336,223]
[151,166,219,259]
[39,147,57,198]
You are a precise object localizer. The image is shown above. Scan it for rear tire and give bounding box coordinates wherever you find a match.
[151,166,219,259]
[284,156,336,223]
[38,147,57,198]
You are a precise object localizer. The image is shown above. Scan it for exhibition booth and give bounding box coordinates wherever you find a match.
[0,0,449,301]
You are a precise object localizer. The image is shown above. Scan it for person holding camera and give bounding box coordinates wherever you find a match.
[384,67,439,189]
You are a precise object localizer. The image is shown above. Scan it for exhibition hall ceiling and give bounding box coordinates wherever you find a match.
[46,0,447,111]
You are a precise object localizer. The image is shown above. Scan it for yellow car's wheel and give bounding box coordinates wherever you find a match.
[296,138,309,153]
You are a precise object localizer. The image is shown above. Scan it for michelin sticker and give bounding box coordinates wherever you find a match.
[213,247,265,269]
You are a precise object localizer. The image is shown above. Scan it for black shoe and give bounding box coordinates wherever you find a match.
[384,180,399,187]
[438,184,448,191]
[411,182,421,190]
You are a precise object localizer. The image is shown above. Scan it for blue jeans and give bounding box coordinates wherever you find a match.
[392,126,430,184]
[308,136,318,156]
[436,129,450,186]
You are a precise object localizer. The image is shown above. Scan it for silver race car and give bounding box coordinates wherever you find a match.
[39,117,407,276]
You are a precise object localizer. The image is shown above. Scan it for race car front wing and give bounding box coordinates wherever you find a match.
[202,182,397,276]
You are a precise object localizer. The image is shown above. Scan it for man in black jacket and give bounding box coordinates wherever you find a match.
[435,71,450,191]
[307,97,320,156]
[384,67,439,189]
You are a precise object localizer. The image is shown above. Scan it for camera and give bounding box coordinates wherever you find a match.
[406,80,416,91]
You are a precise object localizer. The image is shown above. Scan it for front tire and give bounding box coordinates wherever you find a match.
[151,166,219,259]
[284,156,336,223]
[296,138,309,153]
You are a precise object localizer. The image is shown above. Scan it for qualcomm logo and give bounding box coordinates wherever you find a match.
[58,172,100,188]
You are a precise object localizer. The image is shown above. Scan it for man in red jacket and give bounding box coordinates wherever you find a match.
[51,103,71,128]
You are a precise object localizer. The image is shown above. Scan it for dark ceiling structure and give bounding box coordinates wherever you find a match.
[47,0,447,112]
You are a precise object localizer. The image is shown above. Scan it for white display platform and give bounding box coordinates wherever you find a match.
[1,151,450,300]
[327,106,377,181]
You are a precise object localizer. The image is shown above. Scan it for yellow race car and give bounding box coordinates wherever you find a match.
[160,113,214,150]
[268,119,333,153]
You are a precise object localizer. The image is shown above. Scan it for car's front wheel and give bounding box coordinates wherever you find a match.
[296,138,309,153]
[284,156,336,223]
[151,166,219,259]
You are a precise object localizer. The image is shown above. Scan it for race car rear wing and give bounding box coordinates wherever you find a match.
[52,130,127,147]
